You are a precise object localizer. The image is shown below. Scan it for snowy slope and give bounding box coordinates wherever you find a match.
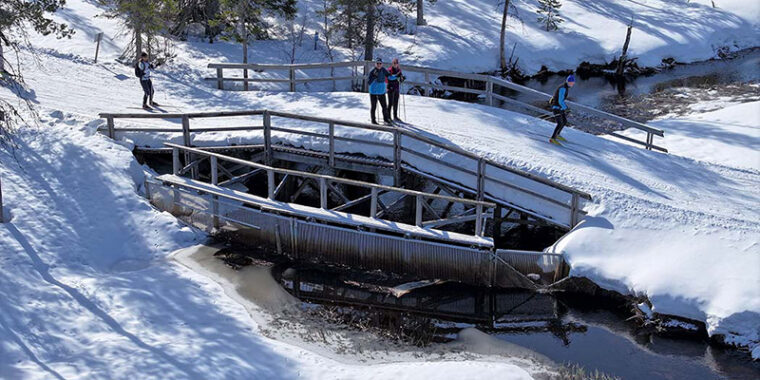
[28,0,760,75]
[647,100,760,170]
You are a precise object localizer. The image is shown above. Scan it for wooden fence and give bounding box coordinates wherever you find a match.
[99,109,591,229]
[206,61,667,152]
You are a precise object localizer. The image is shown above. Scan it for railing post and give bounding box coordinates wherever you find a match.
[328,122,335,167]
[415,195,423,227]
[212,195,220,229]
[216,67,224,90]
[570,193,580,227]
[646,132,653,151]
[210,156,218,185]
[267,170,275,200]
[477,158,486,202]
[424,71,431,96]
[475,204,483,237]
[172,147,180,175]
[319,178,327,209]
[264,110,273,165]
[243,66,249,91]
[362,62,370,92]
[393,130,401,187]
[106,117,115,139]
[492,205,503,246]
[486,78,494,107]
[370,187,378,219]
[289,68,295,92]
[181,115,196,179]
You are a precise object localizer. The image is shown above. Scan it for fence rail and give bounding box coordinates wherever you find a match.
[98,109,591,228]
[205,60,667,152]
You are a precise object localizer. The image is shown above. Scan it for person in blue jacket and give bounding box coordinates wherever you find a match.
[549,74,575,144]
[367,57,392,125]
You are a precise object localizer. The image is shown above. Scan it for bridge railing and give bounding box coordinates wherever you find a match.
[206,61,667,153]
[164,142,496,238]
[99,109,591,229]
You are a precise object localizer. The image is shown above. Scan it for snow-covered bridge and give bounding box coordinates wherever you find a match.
[98,109,592,287]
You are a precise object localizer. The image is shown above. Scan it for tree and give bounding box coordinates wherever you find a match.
[537,0,563,31]
[416,0,426,25]
[99,0,179,63]
[499,0,511,71]
[0,0,73,139]
[214,0,297,62]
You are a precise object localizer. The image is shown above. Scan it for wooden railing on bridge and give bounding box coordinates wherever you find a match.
[206,61,667,152]
[98,109,591,229]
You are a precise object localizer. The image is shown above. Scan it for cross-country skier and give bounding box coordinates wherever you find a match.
[135,52,159,110]
[387,58,403,121]
[367,57,392,125]
[549,74,575,145]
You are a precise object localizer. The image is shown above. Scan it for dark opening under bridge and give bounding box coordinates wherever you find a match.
[99,108,591,289]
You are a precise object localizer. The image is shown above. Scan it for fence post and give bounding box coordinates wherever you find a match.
[210,156,218,185]
[570,193,580,227]
[181,115,197,179]
[370,187,378,219]
[646,132,653,151]
[267,170,275,199]
[216,68,224,90]
[289,68,295,92]
[477,158,486,202]
[424,71,431,96]
[475,204,483,237]
[362,62,370,92]
[415,195,423,227]
[263,110,272,165]
[319,178,327,209]
[172,147,180,175]
[328,122,335,167]
[486,78,494,106]
[243,66,249,91]
[106,117,115,139]
[393,130,401,187]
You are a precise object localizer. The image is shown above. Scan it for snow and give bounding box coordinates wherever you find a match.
[648,100,760,170]
[1,0,759,375]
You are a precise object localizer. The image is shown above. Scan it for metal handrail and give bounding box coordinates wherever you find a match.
[206,60,667,152]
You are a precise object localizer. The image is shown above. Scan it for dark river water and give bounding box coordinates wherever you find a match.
[512,48,760,108]
[269,263,760,380]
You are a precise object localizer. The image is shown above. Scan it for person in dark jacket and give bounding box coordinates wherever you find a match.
[549,74,575,144]
[387,58,403,121]
[367,57,391,125]
[136,52,159,110]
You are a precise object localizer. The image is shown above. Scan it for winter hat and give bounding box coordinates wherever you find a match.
[566,74,576,83]
[375,57,383,63]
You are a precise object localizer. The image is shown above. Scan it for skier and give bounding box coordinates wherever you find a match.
[367,57,392,125]
[549,74,575,145]
[387,58,404,121]
[135,52,159,110]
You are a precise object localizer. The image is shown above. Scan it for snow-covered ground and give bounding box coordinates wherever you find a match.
[1,1,759,377]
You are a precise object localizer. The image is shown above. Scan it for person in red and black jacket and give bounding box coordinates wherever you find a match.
[387,58,403,121]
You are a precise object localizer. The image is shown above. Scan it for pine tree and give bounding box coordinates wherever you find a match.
[537,0,563,32]
[99,0,179,64]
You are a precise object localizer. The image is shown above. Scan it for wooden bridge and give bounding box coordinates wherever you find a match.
[206,60,668,152]
[99,108,590,288]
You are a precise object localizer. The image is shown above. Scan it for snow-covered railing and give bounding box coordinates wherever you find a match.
[99,109,591,228]
[206,61,667,153]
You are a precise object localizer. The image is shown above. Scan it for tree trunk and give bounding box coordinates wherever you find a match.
[364,3,376,61]
[416,0,426,26]
[499,0,510,71]
[616,24,632,77]
[135,26,143,64]
[0,42,4,73]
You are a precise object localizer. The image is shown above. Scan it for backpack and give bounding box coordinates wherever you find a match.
[134,61,144,78]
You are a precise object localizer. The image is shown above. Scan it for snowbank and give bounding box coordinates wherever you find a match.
[646,100,760,170]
